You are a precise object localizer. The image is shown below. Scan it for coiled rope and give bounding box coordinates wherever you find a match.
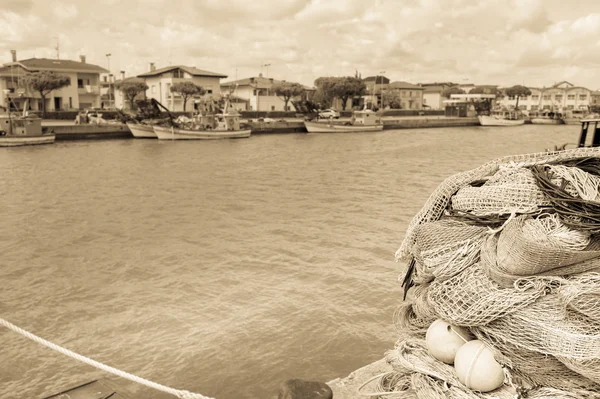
[0,317,214,399]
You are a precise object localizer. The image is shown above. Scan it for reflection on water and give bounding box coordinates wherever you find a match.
[0,125,579,399]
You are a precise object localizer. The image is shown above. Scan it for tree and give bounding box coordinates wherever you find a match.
[313,77,338,108]
[170,81,205,112]
[115,80,149,110]
[332,77,366,110]
[272,82,305,111]
[382,91,403,109]
[441,86,466,98]
[469,86,504,98]
[504,85,531,110]
[22,71,71,117]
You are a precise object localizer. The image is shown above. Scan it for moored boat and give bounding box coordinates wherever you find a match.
[530,110,564,125]
[304,109,384,133]
[126,121,157,138]
[0,105,55,147]
[478,111,525,126]
[154,101,251,140]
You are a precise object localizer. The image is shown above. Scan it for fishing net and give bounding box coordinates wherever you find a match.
[373,148,600,398]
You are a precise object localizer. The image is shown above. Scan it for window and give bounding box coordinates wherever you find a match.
[580,95,587,100]
[409,91,412,97]
[207,89,213,94]
[568,95,575,100]
[555,95,563,101]
[531,95,539,100]
[542,95,551,100]
[271,106,275,111]
[519,105,526,110]
[508,96,515,100]
[173,69,184,78]
[567,105,574,109]
[151,85,156,94]
[77,79,83,88]
[530,105,539,111]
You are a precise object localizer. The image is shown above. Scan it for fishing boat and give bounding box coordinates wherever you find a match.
[126,121,157,138]
[531,110,564,125]
[562,109,599,125]
[304,108,384,133]
[478,110,525,126]
[0,99,55,147]
[153,100,251,140]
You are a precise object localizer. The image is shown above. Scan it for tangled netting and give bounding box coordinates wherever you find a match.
[373,148,600,398]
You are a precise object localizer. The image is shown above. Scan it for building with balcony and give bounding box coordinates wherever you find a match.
[498,81,593,113]
[0,51,107,112]
[137,63,227,112]
[220,74,314,112]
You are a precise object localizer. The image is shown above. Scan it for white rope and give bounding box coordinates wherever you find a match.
[0,317,214,399]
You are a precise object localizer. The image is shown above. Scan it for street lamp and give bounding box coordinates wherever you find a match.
[379,71,386,109]
[106,53,111,109]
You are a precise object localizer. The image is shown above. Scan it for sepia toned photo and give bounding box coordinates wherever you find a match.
[2,1,600,398]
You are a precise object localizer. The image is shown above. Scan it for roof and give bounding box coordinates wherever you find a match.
[221,76,314,91]
[5,58,108,73]
[100,76,145,87]
[137,65,227,78]
[388,81,424,90]
[423,85,445,93]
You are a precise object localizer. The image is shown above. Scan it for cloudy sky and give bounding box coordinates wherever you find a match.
[3,0,600,89]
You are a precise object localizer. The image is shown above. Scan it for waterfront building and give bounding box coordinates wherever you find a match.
[220,74,314,112]
[386,81,424,110]
[591,91,600,109]
[420,83,456,110]
[137,63,227,112]
[105,72,147,110]
[498,81,592,113]
[0,50,107,111]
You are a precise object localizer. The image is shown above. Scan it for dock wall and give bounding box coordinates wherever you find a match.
[49,124,133,140]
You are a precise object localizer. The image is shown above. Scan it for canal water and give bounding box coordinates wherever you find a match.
[0,124,579,399]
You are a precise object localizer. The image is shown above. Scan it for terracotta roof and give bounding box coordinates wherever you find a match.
[388,81,424,90]
[137,65,227,78]
[7,58,108,73]
[221,76,314,91]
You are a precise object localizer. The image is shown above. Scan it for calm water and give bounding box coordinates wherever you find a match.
[0,124,578,399]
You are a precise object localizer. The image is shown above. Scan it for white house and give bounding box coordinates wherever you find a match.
[498,81,593,112]
[0,50,107,111]
[220,74,314,112]
[137,63,227,112]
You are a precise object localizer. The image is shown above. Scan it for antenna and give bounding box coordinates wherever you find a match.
[53,37,59,59]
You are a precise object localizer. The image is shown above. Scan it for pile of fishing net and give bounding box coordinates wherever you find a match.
[371,148,600,398]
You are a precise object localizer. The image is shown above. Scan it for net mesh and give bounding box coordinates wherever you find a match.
[377,148,600,398]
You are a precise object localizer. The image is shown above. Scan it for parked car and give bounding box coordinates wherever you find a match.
[318,109,340,119]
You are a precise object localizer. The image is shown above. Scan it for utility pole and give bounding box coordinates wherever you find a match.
[106,53,112,109]
[379,71,386,109]
[262,63,271,96]
[53,37,59,59]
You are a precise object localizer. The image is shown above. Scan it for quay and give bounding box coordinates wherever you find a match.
[43,120,132,140]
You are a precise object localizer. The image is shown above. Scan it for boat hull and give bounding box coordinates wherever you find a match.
[531,118,564,125]
[0,134,55,147]
[304,121,384,133]
[478,115,525,126]
[153,125,251,140]
[126,122,157,138]
[562,118,582,125]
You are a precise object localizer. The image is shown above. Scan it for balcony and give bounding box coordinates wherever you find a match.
[78,85,99,95]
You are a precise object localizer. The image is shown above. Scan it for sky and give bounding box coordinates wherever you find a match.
[3,0,600,89]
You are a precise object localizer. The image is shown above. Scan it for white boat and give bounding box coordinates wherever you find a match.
[126,122,157,138]
[0,102,55,147]
[531,110,564,125]
[478,115,525,126]
[304,109,384,133]
[153,102,251,140]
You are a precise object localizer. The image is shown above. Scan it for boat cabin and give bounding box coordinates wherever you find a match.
[350,109,381,126]
[577,118,600,147]
[0,114,43,137]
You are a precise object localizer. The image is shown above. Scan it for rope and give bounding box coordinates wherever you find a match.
[0,317,214,399]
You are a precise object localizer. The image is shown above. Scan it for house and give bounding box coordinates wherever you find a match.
[137,63,227,112]
[220,74,314,112]
[0,50,107,111]
[498,81,593,113]
[386,81,424,110]
[420,83,456,110]
[104,72,147,110]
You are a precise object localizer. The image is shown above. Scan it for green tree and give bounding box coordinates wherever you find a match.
[313,77,337,108]
[22,71,71,117]
[272,82,305,111]
[170,81,205,112]
[441,86,466,98]
[115,80,149,110]
[504,85,531,110]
